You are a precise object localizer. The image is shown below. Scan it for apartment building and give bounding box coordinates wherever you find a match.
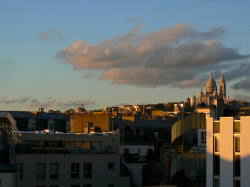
[0,111,131,187]
[14,132,131,187]
[206,116,250,187]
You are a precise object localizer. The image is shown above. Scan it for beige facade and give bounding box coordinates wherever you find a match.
[206,116,250,187]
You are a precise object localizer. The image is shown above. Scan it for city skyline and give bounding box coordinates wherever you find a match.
[1,0,250,111]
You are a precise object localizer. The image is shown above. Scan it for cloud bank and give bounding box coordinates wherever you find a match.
[57,23,249,89]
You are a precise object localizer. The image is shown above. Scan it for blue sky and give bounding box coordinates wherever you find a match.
[0,0,250,111]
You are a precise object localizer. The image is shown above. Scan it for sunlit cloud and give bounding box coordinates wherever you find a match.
[57,23,249,88]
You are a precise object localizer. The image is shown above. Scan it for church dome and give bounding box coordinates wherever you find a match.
[206,72,217,95]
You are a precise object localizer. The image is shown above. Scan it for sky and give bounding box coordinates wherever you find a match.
[0,0,250,111]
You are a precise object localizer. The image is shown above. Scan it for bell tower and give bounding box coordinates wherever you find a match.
[219,73,226,100]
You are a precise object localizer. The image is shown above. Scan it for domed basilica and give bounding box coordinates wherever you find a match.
[196,72,226,106]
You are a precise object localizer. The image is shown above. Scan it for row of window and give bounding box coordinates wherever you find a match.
[213,179,240,187]
[71,163,92,178]
[36,163,59,180]
[213,136,240,153]
[29,120,56,131]
[213,154,240,177]
[71,162,114,179]
[213,121,240,133]
[19,162,115,181]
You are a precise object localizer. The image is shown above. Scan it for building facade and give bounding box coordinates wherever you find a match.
[206,116,250,187]
[14,132,131,187]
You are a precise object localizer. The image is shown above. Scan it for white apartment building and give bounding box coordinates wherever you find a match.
[206,116,250,187]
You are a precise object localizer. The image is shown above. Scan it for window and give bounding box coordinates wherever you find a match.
[108,184,114,187]
[213,155,220,175]
[29,119,36,131]
[66,121,71,132]
[234,155,240,177]
[213,179,220,187]
[88,122,94,128]
[84,163,92,178]
[201,131,206,144]
[50,163,59,179]
[48,120,55,130]
[213,122,220,132]
[108,162,114,172]
[234,121,240,133]
[84,185,92,187]
[71,163,80,178]
[18,163,23,180]
[123,148,129,154]
[234,136,240,153]
[36,163,46,179]
[214,136,220,153]
[234,180,240,187]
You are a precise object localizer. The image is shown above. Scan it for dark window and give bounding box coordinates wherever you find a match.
[234,180,240,187]
[84,185,92,187]
[234,155,240,177]
[50,163,59,179]
[83,163,92,178]
[88,122,94,128]
[36,163,46,179]
[213,179,219,187]
[124,148,129,155]
[108,162,114,172]
[71,163,80,178]
[213,155,220,176]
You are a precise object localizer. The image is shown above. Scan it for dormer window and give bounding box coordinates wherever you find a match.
[48,119,55,130]
[66,120,71,133]
[29,119,36,131]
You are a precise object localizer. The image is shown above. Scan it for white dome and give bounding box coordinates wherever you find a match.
[206,72,217,94]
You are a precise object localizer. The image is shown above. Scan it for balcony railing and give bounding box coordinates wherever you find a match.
[15,145,119,154]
